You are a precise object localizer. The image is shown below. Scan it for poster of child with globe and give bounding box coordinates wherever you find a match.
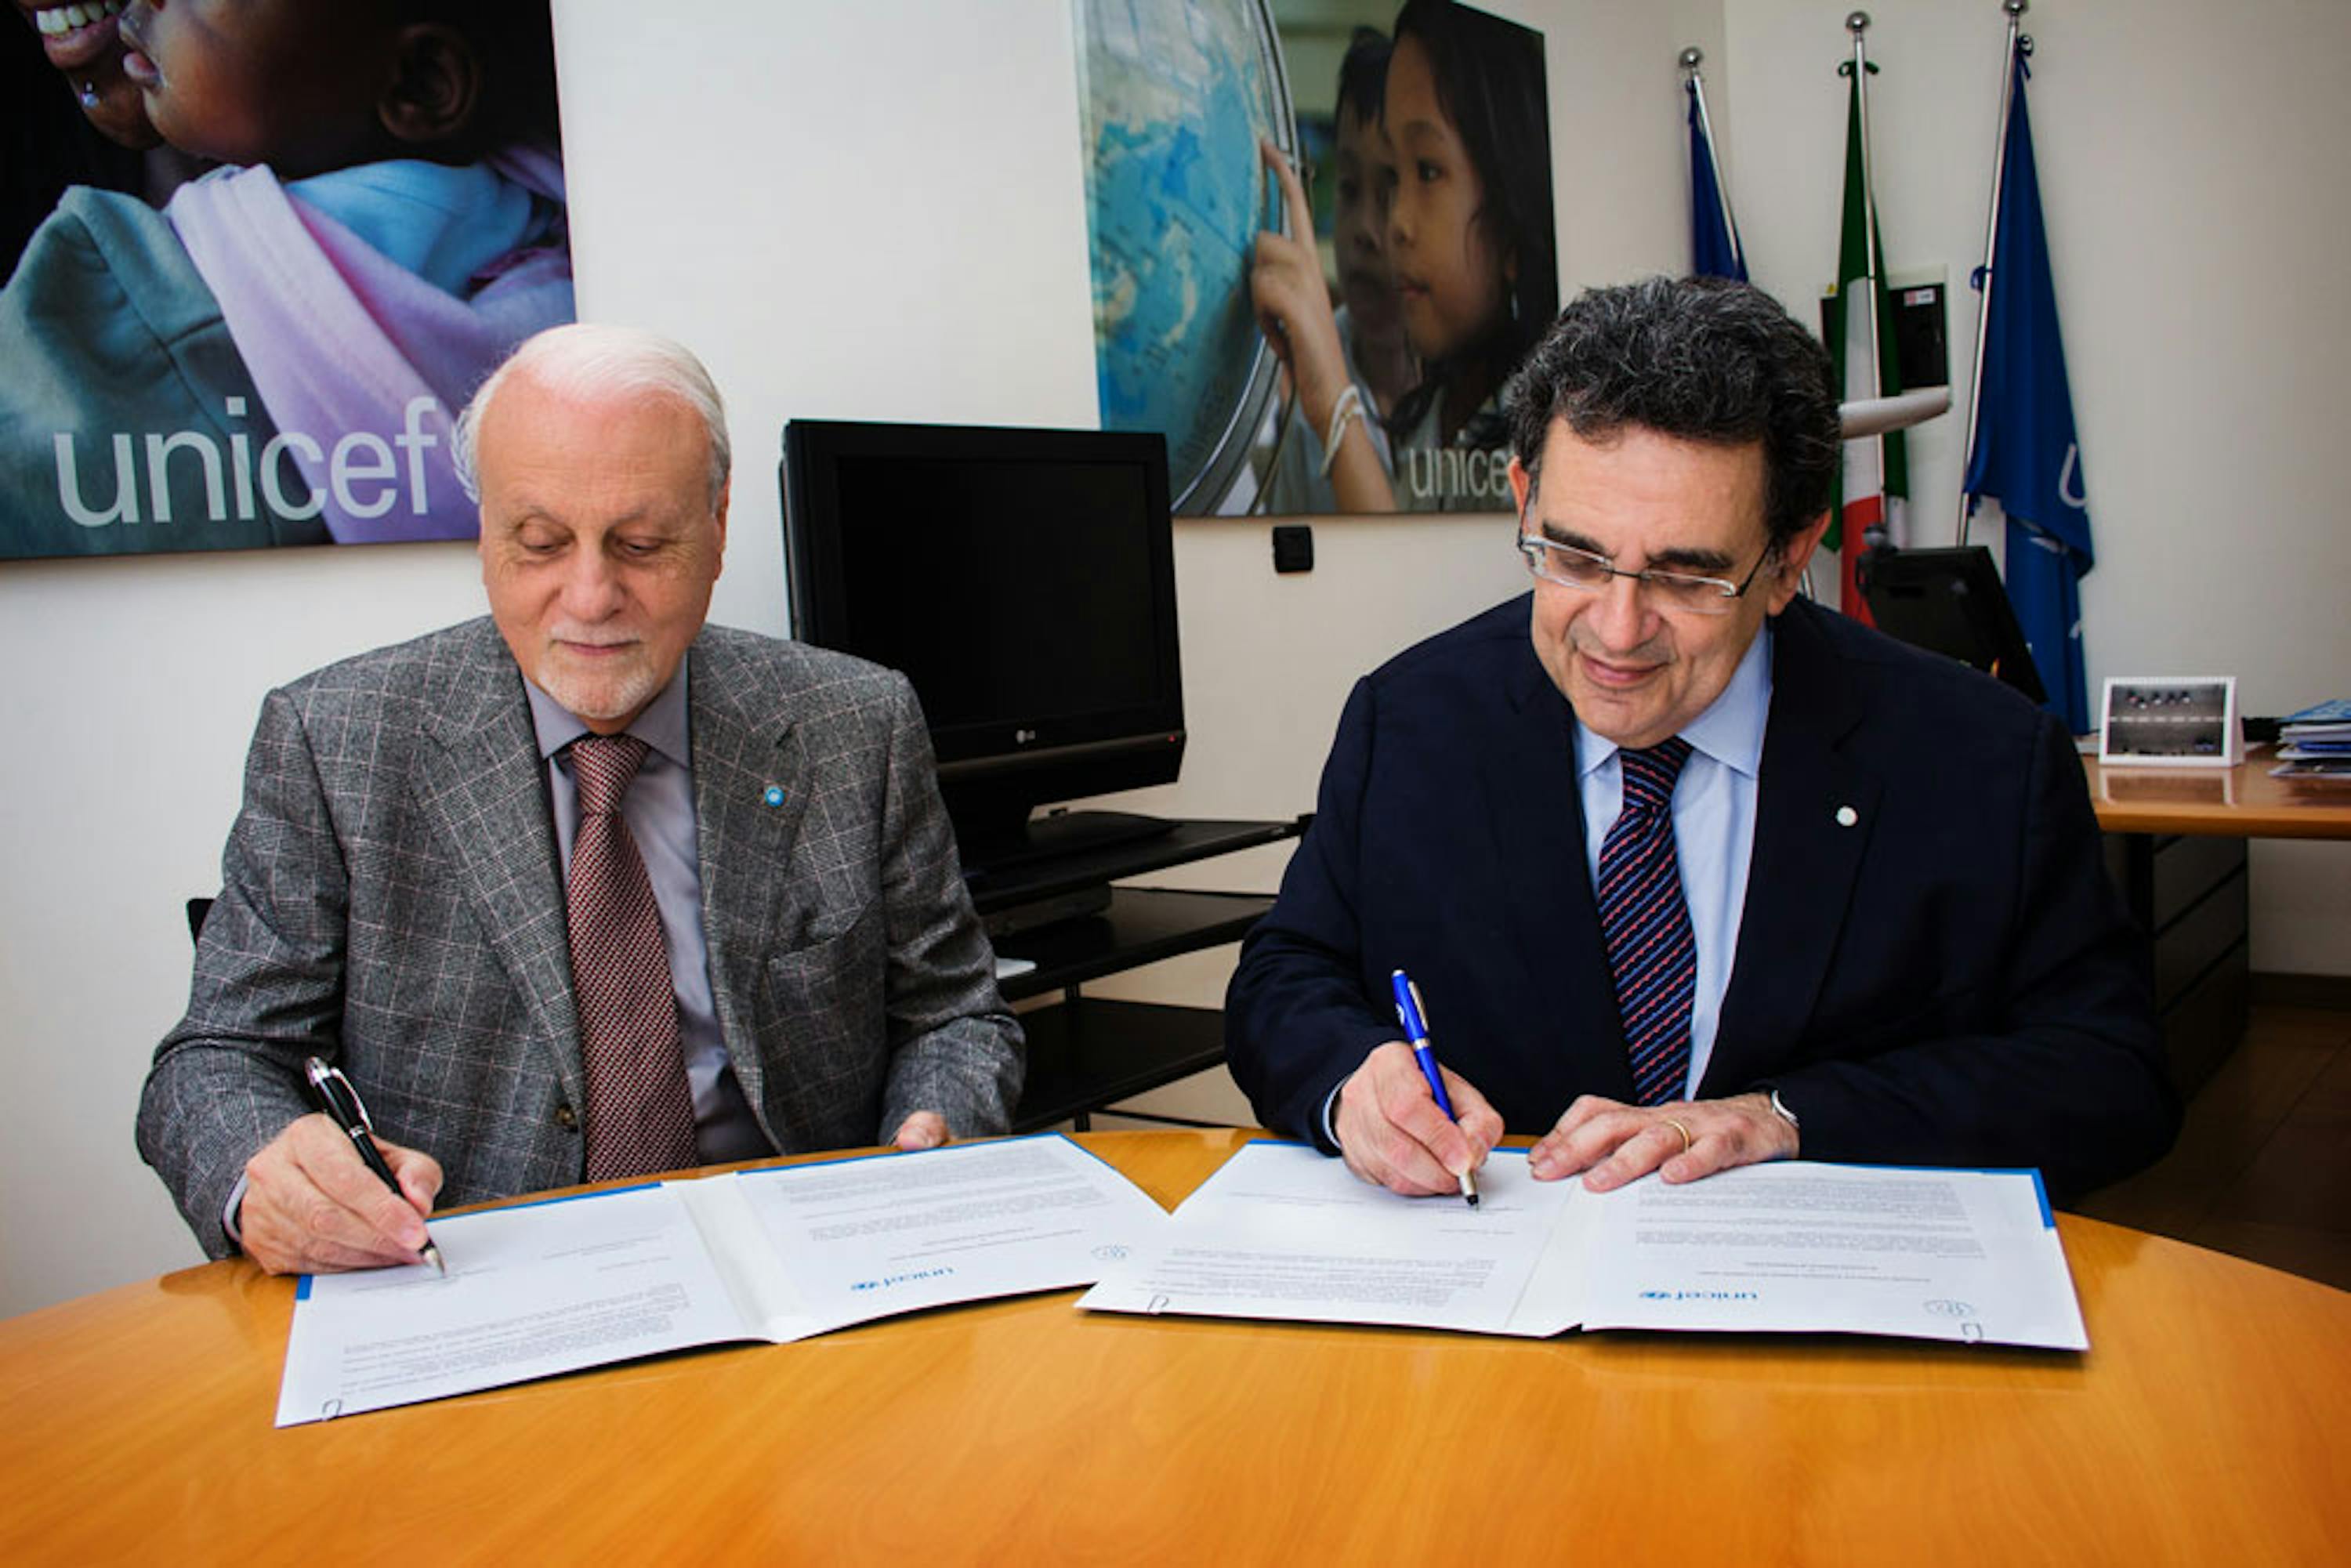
[1073,0,1556,517]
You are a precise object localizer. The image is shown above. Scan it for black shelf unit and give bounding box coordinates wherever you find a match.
[965,817,1304,916]
[1009,998,1233,1133]
[983,817,1305,1131]
[995,888,1276,1001]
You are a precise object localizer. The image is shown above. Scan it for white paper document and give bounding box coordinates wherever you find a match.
[1078,1142,1593,1336]
[1573,1161,2087,1349]
[277,1134,1168,1425]
[1080,1142,2085,1351]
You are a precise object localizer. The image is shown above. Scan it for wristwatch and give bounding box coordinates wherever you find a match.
[1768,1088,1801,1135]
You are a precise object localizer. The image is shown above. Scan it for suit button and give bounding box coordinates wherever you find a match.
[554,1103,578,1131]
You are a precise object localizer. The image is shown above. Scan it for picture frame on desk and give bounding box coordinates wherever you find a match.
[2100,676,2244,769]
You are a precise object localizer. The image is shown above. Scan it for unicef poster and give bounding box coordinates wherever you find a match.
[1074,0,1556,517]
[0,3,571,561]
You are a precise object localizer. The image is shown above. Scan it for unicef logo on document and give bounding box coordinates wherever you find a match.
[1924,1298,1985,1341]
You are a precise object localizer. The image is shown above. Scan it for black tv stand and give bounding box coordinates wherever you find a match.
[969,816,1308,1132]
[962,809,1176,879]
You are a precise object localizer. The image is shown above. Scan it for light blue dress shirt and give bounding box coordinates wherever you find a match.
[1572,623,1773,1097]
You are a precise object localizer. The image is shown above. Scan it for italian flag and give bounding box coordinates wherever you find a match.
[1825,65,1905,622]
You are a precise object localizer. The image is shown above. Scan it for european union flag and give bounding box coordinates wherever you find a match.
[1687,81,1746,281]
[1965,47,2094,733]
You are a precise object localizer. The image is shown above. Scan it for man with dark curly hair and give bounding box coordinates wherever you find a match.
[1227,275,2175,1207]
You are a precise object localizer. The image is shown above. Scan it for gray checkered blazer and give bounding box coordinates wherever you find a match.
[138,617,1023,1258]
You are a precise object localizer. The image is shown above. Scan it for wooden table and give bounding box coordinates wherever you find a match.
[2085,751,2351,838]
[4,1129,2346,1565]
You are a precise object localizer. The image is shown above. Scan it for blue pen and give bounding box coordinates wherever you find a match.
[1390,969,1479,1207]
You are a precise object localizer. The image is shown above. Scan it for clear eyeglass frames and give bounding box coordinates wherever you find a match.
[1514,529,1773,617]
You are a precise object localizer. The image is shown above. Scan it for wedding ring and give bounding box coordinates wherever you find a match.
[1662,1117,1693,1156]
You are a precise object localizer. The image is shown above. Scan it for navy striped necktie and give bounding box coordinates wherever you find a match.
[1597,737,1697,1106]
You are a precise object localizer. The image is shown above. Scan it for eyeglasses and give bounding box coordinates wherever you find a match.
[1515,523,1775,617]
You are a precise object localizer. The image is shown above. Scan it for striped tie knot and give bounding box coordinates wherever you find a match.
[571,734,650,816]
[1618,736,1693,813]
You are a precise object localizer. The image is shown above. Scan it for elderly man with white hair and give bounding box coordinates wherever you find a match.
[139,323,1023,1275]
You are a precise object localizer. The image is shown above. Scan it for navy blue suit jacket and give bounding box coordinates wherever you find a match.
[1225,594,2177,1202]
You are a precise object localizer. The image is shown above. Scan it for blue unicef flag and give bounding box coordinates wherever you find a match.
[1687,82,1746,281]
[1965,48,2094,733]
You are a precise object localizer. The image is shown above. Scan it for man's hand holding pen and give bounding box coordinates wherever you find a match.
[237,1113,444,1276]
[1333,1040,1503,1201]
[1337,969,1796,1202]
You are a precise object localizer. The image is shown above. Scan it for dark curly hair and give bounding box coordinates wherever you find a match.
[1504,275,1840,552]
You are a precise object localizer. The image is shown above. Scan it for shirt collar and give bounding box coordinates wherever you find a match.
[1574,621,1774,781]
[524,661,692,770]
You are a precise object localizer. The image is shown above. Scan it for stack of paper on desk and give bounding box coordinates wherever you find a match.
[2274,697,2351,783]
[275,1135,1168,1425]
[1079,1141,2088,1351]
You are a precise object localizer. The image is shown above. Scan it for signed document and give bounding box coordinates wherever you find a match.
[276,1135,1168,1425]
[1080,1142,2085,1351]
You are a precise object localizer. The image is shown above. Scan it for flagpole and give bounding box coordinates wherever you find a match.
[1845,12,1889,556]
[1956,0,2033,545]
[1680,47,1744,277]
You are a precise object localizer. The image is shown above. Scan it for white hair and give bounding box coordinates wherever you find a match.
[452,322,731,508]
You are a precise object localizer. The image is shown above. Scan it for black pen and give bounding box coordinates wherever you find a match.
[302,1056,446,1275]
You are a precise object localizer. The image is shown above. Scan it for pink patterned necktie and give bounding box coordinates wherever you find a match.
[1597,737,1697,1106]
[566,734,697,1181]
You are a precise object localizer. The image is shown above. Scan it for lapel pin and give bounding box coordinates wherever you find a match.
[1835,805,1859,827]
[763,784,785,808]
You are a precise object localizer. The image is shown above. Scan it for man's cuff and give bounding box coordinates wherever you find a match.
[1759,1085,1802,1156]
[222,1171,249,1248]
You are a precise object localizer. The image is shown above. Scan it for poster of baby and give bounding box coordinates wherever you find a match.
[2,2,570,559]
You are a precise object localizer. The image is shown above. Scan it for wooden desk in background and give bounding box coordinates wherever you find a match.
[2085,751,2351,839]
[3,1129,2346,1564]
[2084,752,2351,1092]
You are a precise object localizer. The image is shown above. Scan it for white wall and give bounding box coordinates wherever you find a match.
[5,0,2341,1317]
[1720,0,2351,969]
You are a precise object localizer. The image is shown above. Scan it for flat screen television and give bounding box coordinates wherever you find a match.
[781,420,1183,872]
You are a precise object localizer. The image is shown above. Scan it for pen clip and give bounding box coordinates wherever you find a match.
[1389,969,1429,1045]
[303,1056,375,1135]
